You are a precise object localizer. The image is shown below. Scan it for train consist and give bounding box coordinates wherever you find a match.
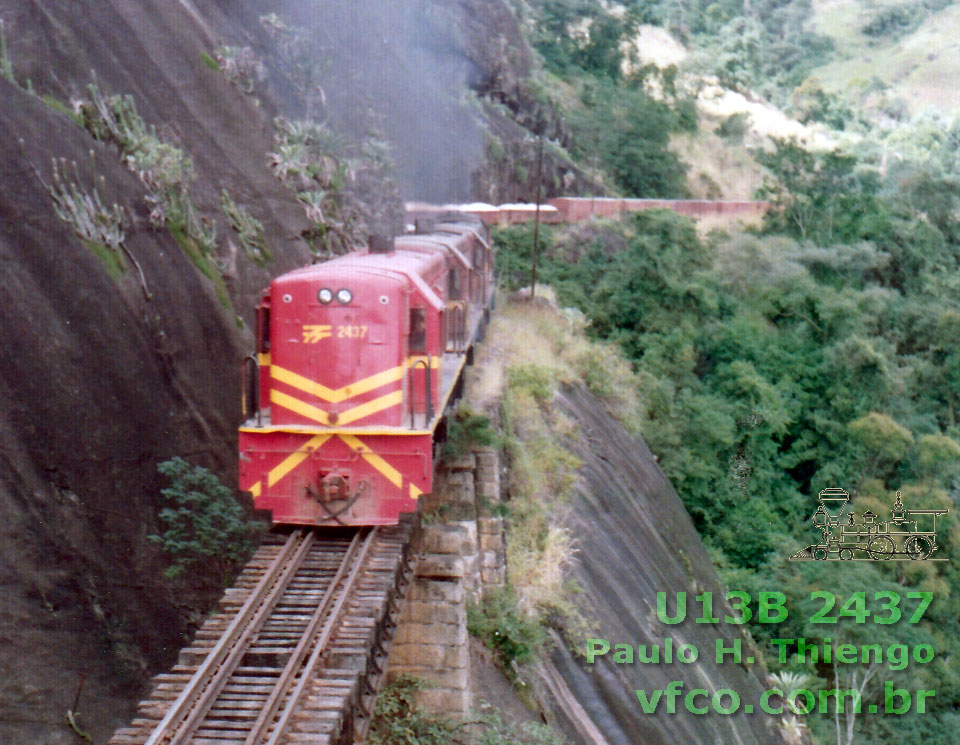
[239,216,494,526]
[405,197,770,227]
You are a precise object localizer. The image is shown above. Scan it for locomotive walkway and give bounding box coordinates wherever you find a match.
[109,520,415,745]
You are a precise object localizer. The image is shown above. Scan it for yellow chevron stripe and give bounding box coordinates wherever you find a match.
[409,483,423,499]
[258,352,271,367]
[250,481,262,497]
[272,364,403,403]
[338,434,403,489]
[268,434,332,487]
[338,389,403,425]
[271,389,404,427]
[271,389,330,425]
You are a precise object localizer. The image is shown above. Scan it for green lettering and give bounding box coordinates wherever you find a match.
[635,688,663,714]
[716,637,741,663]
[586,638,610,664]
[758,592,787,623]
[613,644,633,664]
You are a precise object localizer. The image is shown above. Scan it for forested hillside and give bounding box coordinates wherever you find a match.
[494,4,960,743]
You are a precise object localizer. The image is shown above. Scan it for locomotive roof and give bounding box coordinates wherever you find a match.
[281,245,440,276]
[274,247,446,309]
[395,235,471,270]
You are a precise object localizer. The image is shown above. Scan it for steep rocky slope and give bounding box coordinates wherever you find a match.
[463,298,783,745]
[0,1,530,742]
[539,384,779,745]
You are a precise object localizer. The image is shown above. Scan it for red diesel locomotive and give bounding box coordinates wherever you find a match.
[239,217,493,525]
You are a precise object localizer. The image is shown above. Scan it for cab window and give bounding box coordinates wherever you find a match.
[256,305,270,352]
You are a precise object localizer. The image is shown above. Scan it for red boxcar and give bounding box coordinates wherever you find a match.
[239,218,493,526]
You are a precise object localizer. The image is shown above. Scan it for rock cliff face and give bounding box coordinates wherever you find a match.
[0,1,506,742]
[538,384,780,745]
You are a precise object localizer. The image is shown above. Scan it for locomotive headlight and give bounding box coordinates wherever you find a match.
[318,288,333,304]
[336,288,352,305]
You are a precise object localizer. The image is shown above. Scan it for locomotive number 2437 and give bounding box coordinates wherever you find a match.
[337,325,367,339]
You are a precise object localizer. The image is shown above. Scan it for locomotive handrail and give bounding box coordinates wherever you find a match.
[241,354,261,427]
[409,358,433,428]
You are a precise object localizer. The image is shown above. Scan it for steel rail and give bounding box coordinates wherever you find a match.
[263,527,380,745]
[144,529,314,745]
[242,527,370,745]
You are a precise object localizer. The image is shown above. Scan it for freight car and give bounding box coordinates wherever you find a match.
[238,217,493,526]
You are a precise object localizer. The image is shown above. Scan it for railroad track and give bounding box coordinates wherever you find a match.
[110,519,414,745]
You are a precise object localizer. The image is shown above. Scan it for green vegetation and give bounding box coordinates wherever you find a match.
[368,677,460,745]
[257,13,326,111]
[44,157,126,275]
[269,116,399,257]
[220,189,270,265]
[77,80,218,254]
[0,20,15,85]
[199,51,220,71]
[442,405,500,458]
[41,93,79,121]
[714,112,751,143]
[168,225,231,310]
[270,117,347,256]
[861,2,929,40]
[149,457,264,580]
[467,587,548,675]
[468,296,644,659]
[567,78,692,197]
[213,46,264,93]
[368,676,569,745]
[510,3,695,197]
[492,125,960,738]
[473,715,569,745]
[524,0,831,121]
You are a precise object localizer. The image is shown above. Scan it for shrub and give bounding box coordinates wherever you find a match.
[46,157,126,256]
[76,81,217,256]
[442,405,500,458]
[861,4,923,39]
[506,363,556,404]
[221,189,270,265]
[214,46,264,93]
[149,457,264,579]
[270,118,344,188]
[467,587,548,674]
[367,676,458,745]
[367,677,570,745]
[475,713,570,745]
[0,20,15,85]
[715,112,751,143]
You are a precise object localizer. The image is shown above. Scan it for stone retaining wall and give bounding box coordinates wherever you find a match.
[384,446,506,716]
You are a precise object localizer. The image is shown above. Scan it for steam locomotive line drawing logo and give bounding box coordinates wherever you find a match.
[791,488,948,562]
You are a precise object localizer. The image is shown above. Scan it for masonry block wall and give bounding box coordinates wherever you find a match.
[385,446,506,717]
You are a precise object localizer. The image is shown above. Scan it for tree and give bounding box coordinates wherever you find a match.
[916,433,960,482]
[847,413,913,494]
[757,139,881,245]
